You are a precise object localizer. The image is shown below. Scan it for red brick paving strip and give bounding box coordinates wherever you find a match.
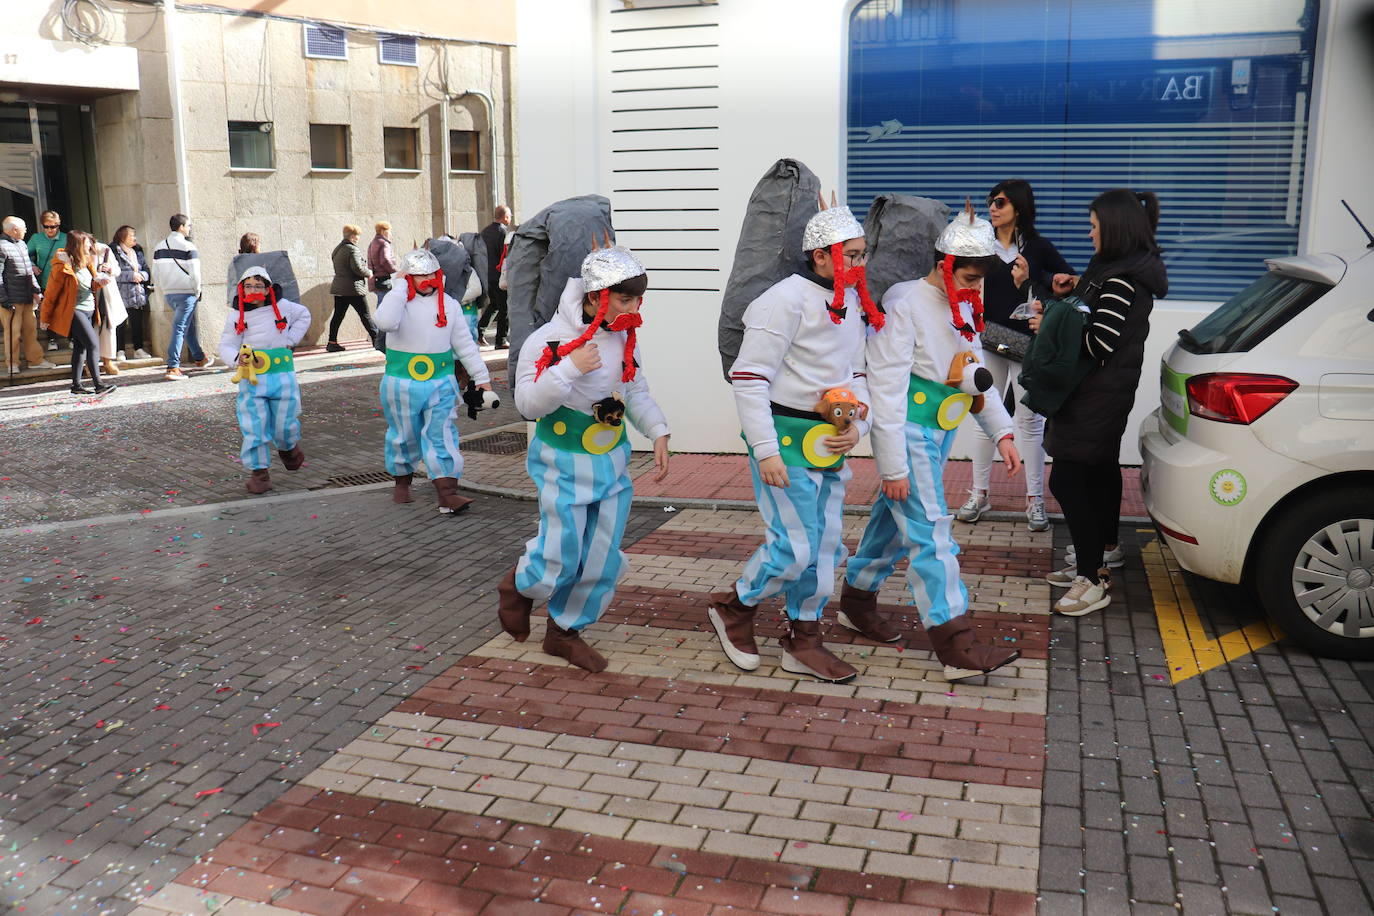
[393,657,1045,789]
[176,785,1037,915]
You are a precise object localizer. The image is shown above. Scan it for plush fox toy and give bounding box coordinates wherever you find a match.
[945,351,993,413]
[815,386,867,434]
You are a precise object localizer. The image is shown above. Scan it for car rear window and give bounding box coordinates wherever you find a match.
[1179,272,1332,354]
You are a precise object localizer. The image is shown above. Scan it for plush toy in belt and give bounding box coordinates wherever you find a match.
[592,393,626,427]
[945,350,994,413]
[230,344,260,386]
[814,386,867,434]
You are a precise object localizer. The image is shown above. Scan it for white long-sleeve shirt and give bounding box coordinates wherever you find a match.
[374,286,490,385]
[515,277,670,442]
[728,273,872,462]
[218,297,312,365]
[868,277,1014,480]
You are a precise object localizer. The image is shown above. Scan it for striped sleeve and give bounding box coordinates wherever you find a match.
[1084,277,1134,360]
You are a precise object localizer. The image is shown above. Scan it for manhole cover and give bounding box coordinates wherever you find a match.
[315,470,425,488]
[464,430,528,455]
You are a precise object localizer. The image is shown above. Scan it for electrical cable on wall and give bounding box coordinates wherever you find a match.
[61,0,162,47]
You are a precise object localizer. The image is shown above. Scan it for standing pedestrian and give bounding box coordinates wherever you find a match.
[153,213,213,380]
[477,206,511,349]
[40,230,115,395]
[1,216,52,374]
[327,224,376,351]
[92,241,127,378]
[111,225,153,360]
[238,232,261,254]
[27,210,67,353]
[367,221,397,308]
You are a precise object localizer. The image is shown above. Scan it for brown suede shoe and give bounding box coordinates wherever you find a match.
[543,621,607,673]
[706,588,760,671]
[434,477,473,514]
[779,620,857,683]
[835,581,901,643]
[497,567,533,643]
[278,444,305,470]
[927,616,1020,681]
[393,473,414,504]
[245,469,272,494]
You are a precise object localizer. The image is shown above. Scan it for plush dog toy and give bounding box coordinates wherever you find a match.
[592,393,626,427]
[945,350,993,413]
[229,344,259,385]
[814,387,867,434]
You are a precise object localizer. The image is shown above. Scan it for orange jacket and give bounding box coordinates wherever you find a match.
[40,256,102,338]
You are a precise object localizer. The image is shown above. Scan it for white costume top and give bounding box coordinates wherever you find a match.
[375,286,491,385]
[515,277,670,442]
[217,298,312,364]
[729,272,872,462]
[867,277,1014,480]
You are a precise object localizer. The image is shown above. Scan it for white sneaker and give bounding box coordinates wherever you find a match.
[1026,497,1050,532]
[193,355,216,369]
[1055,576,1111,616]
[134,349,152,359]
[1065,545,1125,568]
[1047,566,1077,587]
[956,491,991,523]
[33,360,56,370]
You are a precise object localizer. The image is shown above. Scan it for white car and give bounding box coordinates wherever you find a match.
[1139,246,1374,658]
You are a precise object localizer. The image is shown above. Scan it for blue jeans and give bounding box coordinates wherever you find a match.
[165,293,204,368]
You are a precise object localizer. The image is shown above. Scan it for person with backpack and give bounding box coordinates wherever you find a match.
[497,241,670,674]
[152,213,213,380]
[706,200,885,685]
[834,207,1024,681]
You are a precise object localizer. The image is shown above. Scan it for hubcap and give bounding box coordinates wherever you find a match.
[1292,518,1374,639]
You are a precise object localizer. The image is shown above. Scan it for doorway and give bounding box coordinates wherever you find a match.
[0,102,103,236]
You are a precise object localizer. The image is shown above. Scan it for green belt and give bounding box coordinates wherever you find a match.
[248,347,294,376]
[907,374,975,430]
[461,302,479,317]
[385,348,454,381]
[747,412,845,470]
[534,405,627,455]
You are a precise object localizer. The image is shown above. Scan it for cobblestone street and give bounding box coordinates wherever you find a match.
[2,351,1373,915]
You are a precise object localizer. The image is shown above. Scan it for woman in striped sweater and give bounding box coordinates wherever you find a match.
[1036,188,1166,616]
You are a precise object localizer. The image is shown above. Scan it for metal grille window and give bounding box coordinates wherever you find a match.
[303,24,347,60]
[846,0,1320,301]
[379,34,418,66]
[309,123,350,170]
[227,121,273,170]
[383,127,419,171]
[449,129,480,172]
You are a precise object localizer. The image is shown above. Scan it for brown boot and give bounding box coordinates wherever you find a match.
[543,621,608,673]
[245,469,272,494]
[927,616,1020,681]
[779,620,857,683]
[393,473,414,504]
[434,477,473,514]
[706,589,760,671]
[497,567,533,643]
[835,581,901,643]
[278,444,305,470]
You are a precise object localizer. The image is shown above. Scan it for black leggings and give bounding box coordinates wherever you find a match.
[68,309,102,387]
[329,295,377,343]
[116,308,147,351]
[1048,458,1122,583]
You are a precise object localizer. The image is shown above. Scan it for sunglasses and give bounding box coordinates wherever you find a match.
[988,196,1010,210]
[42,224,59,229]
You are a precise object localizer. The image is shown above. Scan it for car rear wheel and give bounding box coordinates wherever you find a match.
[1254,485,1374,660]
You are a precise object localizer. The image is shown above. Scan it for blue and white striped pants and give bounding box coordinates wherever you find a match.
[848,423,966,628]
[379,374,462,479]
[735,457,851,622]
[235,373,301,471]
[515,439,633,632]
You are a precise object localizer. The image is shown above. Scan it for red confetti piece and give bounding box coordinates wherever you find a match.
[95,720,105,728]
[153,704,172,711]
[405,665,423,670]
[100,658,116,664]
[215,687,233,693]
[251,722,282,736]
[25,617,41,626]
[194,788,222,798]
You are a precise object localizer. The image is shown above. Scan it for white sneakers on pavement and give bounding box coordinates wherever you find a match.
[956,490,991,523]
[1065,544,1125,569]
[1055,571,1112,616]
[1026,497,1050,531]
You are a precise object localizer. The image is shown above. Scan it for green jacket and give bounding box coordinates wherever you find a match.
[28,232,66,288]
[1018,299,1092,418]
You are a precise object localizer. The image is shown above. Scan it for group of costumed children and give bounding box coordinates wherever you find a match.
[220,195,1023,684]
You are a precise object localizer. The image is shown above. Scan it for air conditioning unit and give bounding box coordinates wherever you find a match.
[303,24,347,61]
[379,34,418,67]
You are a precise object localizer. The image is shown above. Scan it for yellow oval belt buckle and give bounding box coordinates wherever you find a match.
[937,393,973,430]
[582,422,624,455]
[251,350,271,373]
[408,354,436,381]
[801,422,842,468]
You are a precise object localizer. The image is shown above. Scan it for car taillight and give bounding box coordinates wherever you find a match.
[1186,373,1298,424]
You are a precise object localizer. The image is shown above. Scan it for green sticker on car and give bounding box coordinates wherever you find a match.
[1209,469,1247,506]
[1161,363,1189,435]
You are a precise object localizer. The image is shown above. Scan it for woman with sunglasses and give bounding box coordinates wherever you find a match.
[956,179,1072,532]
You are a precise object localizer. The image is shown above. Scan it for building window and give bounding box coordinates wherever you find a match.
[379,34,418,67]
[303,24,348,60]
[384,127,420,171]
[227,121,274,170]
[449,130,481,172]
[309,123,351,170]
[846,0,1320,301]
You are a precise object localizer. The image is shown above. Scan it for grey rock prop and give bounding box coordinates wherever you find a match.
[226,251,301,304]
[862,193,950,303]
[424,237,476,304]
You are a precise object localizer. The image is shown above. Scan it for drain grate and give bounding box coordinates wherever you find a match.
[316,470,425,488]
[464,430,528,455]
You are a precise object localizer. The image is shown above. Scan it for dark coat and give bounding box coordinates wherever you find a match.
[1044,250,1168,464]
[330,240,370,297]
[0,235,41,306]
[479,221,508,288]
[983,233,1073,334]
[113,244,151,309]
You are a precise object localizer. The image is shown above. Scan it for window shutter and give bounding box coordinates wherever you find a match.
[303,24,347,60]
[379,35,418,66]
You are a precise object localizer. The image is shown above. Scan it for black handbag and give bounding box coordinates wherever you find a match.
[981,321,1032,362]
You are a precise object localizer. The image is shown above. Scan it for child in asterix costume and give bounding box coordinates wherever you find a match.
[707,201,885,684]
[218,266,312,494]
[374,248,493,513]
[496,240,671,673]
[837,207,1024,680]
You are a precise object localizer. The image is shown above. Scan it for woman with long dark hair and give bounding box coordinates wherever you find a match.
[40,230,116,395]
[1031,188,1166,616]
[958,179,1073,531]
